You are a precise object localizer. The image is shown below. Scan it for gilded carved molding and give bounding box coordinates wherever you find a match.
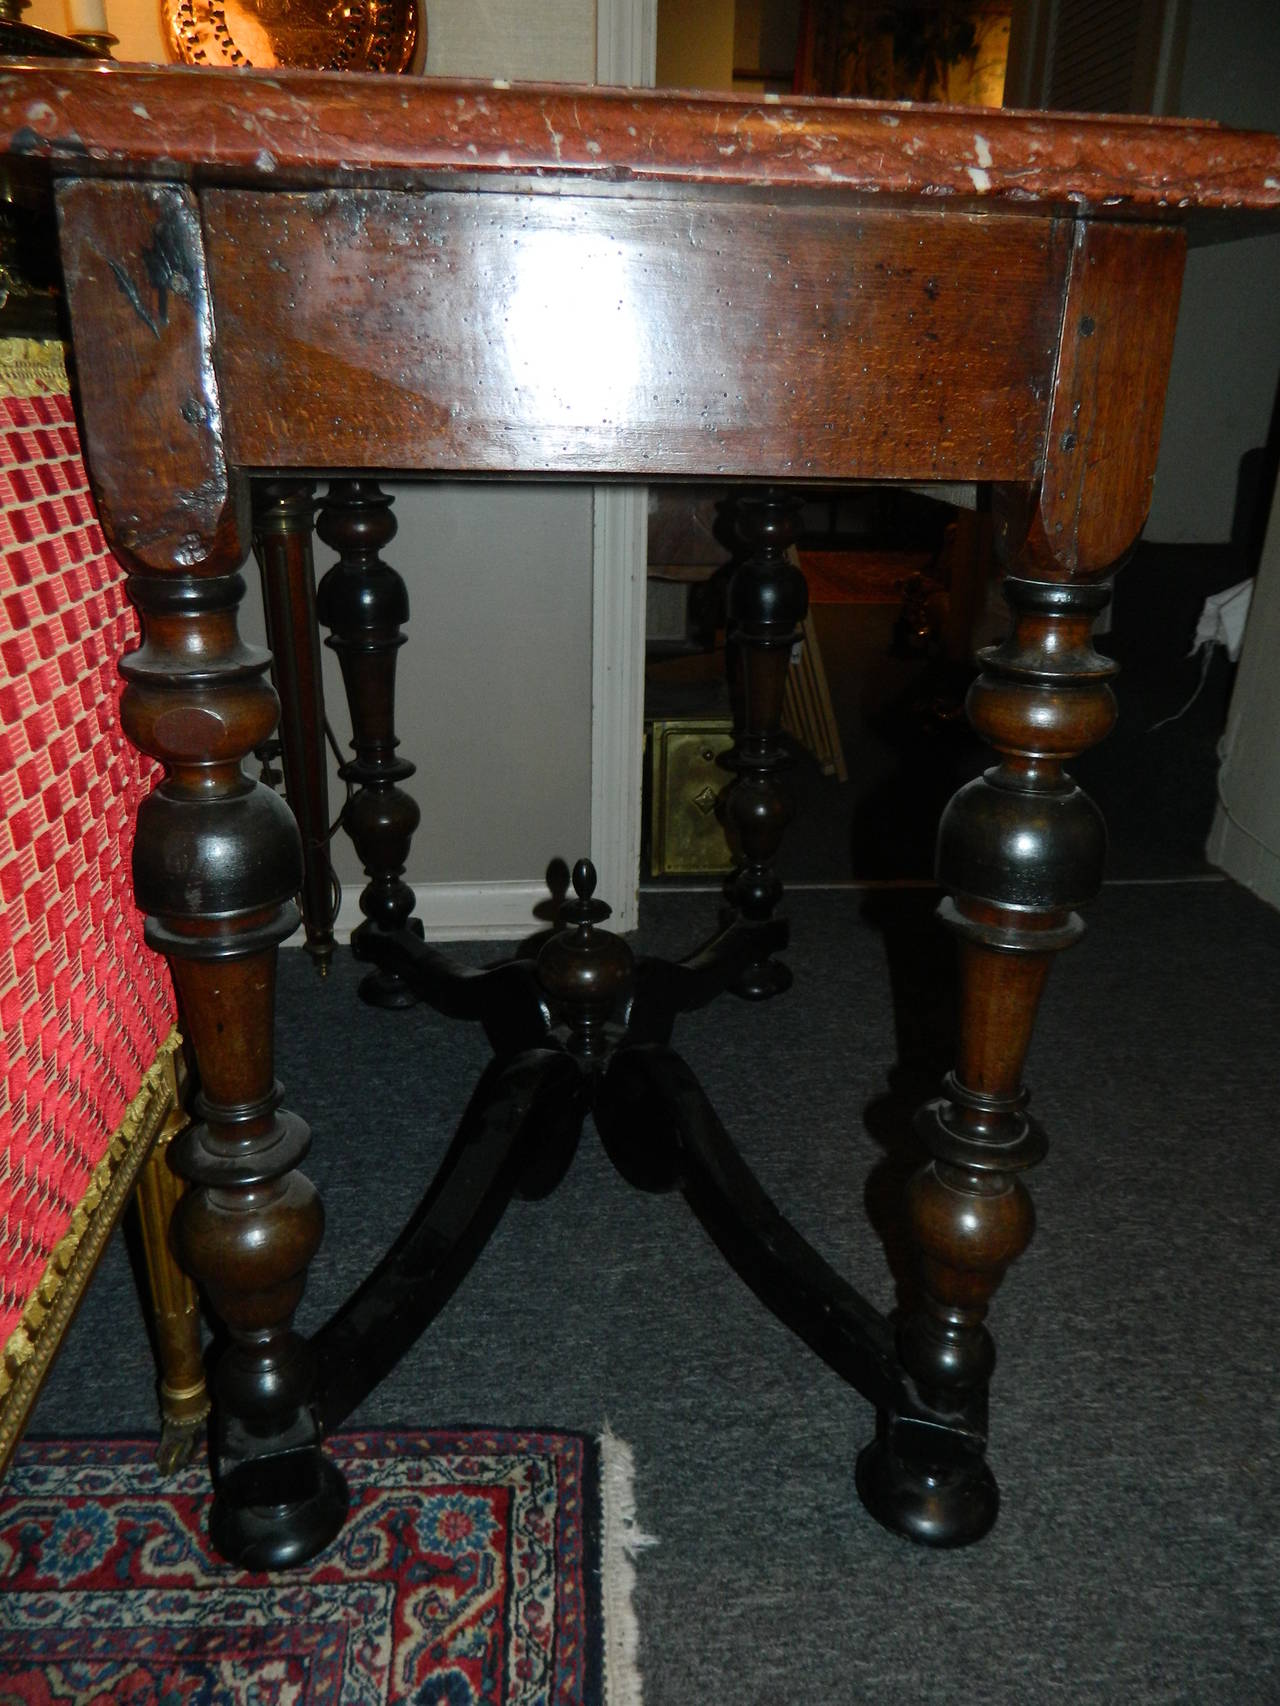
[0,1027,185,1476]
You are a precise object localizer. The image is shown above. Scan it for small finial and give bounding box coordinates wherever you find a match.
[555,856,610,930]
[537,855,632,1054]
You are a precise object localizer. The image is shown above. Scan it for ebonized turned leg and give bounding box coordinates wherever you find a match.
[123,571,347,1569]
[857,574,1117,1545]
[254,479,336,975]
[722,490,808,999]
[316,479,422,1006]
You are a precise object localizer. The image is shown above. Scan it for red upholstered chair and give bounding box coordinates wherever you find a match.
[0,335,208,1472]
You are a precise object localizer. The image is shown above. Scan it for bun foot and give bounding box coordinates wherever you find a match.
[211,1455,349,1571]
[855,1435,998,1548]
[357,964,423,1008]
[354,919,426,1009]
[732,956,792,1001]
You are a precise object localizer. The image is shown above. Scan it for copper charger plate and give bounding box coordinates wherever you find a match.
[165,0,420,74]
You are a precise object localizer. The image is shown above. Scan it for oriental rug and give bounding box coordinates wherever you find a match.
[0,1427,651,1706]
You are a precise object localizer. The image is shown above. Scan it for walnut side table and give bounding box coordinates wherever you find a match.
[2,64,1277,1566]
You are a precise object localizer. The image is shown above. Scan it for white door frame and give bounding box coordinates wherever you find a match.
[588,0,657,932]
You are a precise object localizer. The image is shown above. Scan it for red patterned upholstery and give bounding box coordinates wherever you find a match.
[0,381,175,1350]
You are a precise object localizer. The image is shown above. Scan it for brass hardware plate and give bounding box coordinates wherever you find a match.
[647,718,735,876]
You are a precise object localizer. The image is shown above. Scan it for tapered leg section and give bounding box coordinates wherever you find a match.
[316,480,422,1007]
[254,479,336,975]
[722,490,808,999]
[858,575,1118,1545]
[122,571,347,1569]
[134,1046,210,1474]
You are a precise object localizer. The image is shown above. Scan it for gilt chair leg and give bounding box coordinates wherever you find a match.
[134,1050,210,1474]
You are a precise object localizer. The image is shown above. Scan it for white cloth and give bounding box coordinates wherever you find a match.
[1193,578,1254,662]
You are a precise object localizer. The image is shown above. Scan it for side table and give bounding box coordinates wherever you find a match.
[2,64,1277,1565]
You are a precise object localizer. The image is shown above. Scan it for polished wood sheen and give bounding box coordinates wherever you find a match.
[3,62,1277,1565]
[316,479,424,1005]
[202,193,1068,478]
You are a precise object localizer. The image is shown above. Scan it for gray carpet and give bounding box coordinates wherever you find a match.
[29,881,1280,1705]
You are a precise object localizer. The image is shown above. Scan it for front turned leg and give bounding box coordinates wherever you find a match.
[55,176,368,1569]
[316,480,422,1007]
[722,489,808,999]
[857,575,1117,1545]
[123,572,347,1568]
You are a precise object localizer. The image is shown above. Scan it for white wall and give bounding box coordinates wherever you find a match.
[1146,0,1280,542]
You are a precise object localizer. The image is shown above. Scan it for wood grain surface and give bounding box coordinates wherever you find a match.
[994,220,1188,578]
[205,190,1068,480]
[55,178,248,574]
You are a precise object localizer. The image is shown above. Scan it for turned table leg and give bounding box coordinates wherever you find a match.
[855,218,1186,1542]
[723,489,808,999]
[123,570,347,1566]
[55,177,347,1568]
[254,479,336,975]
[857,573,1117,1542]
[316,479,423,1007]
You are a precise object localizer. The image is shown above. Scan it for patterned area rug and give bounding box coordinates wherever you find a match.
[0,1428,652,1705]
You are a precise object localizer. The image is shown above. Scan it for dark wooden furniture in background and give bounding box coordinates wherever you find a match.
[2,65,1277,1567]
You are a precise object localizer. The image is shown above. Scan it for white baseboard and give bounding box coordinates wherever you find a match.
[284,879,554,946]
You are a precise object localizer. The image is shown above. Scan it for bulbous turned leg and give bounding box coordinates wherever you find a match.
[123,571,347,1569]
[722,490,808,1000]
[254,479,336,976]
[857,575,1117,1545]
[316,479,422,1007]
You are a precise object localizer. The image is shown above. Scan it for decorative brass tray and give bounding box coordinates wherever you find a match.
[164,0,420,74]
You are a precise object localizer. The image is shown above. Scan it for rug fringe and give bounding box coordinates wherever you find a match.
[599,1423,657,1706]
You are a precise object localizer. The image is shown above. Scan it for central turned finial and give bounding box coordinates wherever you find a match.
[536,859,634,1056]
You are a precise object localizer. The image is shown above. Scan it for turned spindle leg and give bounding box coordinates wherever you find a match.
[722,490,808,999]
[55,176,348,1568]
[123,572,348,1568]
[856,219,1187,1542]
[254,479,336,975]
[316,479,422,1007]
[857,575,1117,1545]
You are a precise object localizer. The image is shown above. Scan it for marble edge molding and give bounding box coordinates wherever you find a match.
[0,64,1277,217]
